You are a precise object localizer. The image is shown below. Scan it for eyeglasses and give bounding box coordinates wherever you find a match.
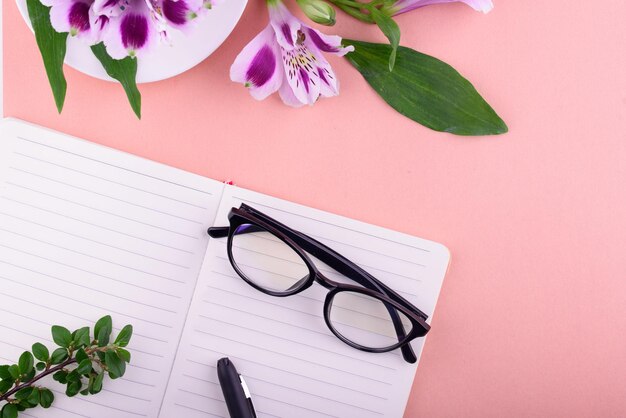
[208,204,430,364]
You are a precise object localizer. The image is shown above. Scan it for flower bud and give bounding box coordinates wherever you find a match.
[296,0,336,26]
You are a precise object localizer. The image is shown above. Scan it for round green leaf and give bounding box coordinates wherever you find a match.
[51,325,72,348]
[27,387,41,405]
[1,404,18,418]
[32,343,50,361]
[15,386,34,400]
[65,379,82,397]
[0,365,10,379]
[39,388,54,408]
[18,351,34,375]
[114,325,133,347]
[50,348,69,365]
[105,351,125,379]
[0,379,13,394]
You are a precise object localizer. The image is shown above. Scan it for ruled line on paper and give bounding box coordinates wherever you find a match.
[185,361,386,414]
[0,289,168,344]
[0,226,186,283]
[102,388,152,402]
[175,387,282,418]
[17,136,214,195]
[0,275,175,329]
[13,152,209,209]
[0,300,170,359]
[232,197,431,254]
[0,196,195,254]
[194,315,395,370]
[0,211,191,268]
[214,239,423,282]
[49,389,148,417]
[5,182,200,240]
[9,167,204,225]
[203,283,412,338]
[189,332,393,385]
[210,261,419,299]
[0,245,183,299]
[173,403,225,418]
[196,301,401,364]
[0,259,179,313]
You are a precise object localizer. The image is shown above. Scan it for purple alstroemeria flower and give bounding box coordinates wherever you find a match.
[385,0,493,16]
[42,0,207,59]
[230,0,353,107]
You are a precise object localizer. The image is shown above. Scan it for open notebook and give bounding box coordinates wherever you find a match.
[0,119,450,418]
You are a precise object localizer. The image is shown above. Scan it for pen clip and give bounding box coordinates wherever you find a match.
[239,375,257,418]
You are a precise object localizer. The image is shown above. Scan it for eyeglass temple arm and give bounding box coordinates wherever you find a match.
[208,223,424,363]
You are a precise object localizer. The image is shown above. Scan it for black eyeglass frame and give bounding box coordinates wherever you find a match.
[208,203,430,364]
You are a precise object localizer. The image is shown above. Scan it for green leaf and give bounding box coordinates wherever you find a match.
[0,365,10,379]
[15,387,34,400]
[73,327,91,347]
[91,43,142,119]
[53,370,68,384]
[0,379,12,394]
[369,8,400,71]
[105,351,125,379]
[75,348,88,363]
[90,372,104,394]
[1,404,18,418]
[50,348,69,365]
[36,361,46,371]
[66,379,82,397]
[25,0,68,113]
[76,358,92,375]
[344,40,508,136]
[39,388,54,408]
[117,348,131,363]
[94,315,112,346]
[28,387,41,405]
[32,343,50,362]
[51,325,72,348]
[114,325,133,348]
[8,365,20,380]
[18,351,34,375]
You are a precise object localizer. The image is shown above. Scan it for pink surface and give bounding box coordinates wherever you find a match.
[3,0,626,416]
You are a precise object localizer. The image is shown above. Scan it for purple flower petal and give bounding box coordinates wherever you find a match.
[246,45,277,88]
[68,1,90,33]
[120,13,149,50]
[304,27,353,56]
[230,25,284,100]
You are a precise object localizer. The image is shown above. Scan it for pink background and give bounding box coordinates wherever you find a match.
[3,0,626,416]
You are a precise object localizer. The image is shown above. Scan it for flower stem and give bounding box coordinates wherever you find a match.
[327,0,374,23]
[0,358,76,402]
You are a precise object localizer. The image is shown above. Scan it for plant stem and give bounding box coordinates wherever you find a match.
[326,0,375,23]
[0,358,76,402]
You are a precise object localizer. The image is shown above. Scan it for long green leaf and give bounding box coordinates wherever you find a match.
[91,43,142,119]
[344,39,508,136]
[369,8,400,71]
[26,0,68,113]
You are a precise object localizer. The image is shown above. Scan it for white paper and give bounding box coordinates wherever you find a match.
[0,119,224,418]
[160,186,449,418]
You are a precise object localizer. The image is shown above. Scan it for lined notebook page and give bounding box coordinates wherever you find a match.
[160,186,450,418]
[0,119,224,418]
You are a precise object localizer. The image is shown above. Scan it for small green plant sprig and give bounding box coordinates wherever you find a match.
[0,315,132,418]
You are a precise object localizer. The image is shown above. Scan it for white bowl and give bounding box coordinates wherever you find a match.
[16,0,247,83]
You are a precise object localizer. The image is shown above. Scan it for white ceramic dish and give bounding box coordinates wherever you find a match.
[16,0,247,83]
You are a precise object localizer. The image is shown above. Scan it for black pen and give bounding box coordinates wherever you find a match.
[217,357,257,418]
